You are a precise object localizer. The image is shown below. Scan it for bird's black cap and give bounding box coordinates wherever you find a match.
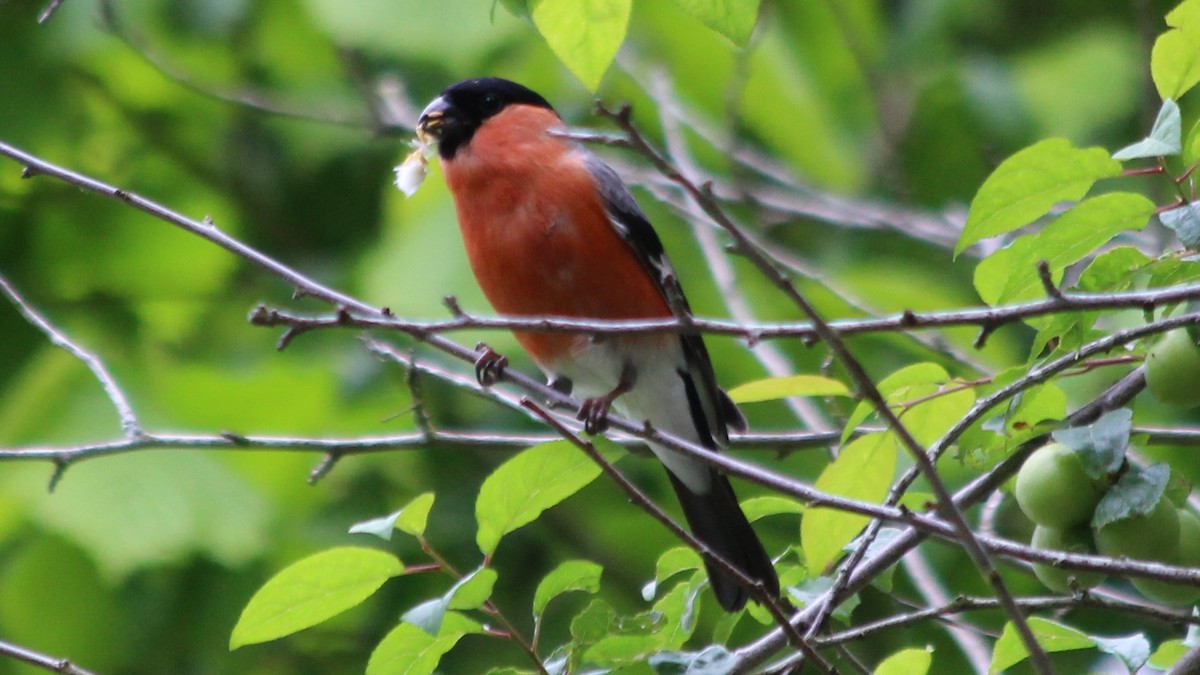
[417,78,556,159]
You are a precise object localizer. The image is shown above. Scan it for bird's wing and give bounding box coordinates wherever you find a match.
[581,153,747,445]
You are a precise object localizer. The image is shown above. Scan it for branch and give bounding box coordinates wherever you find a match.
[37,0,66,24]
[0,274,142,439]
[247,278,1200,344]
[585,103,1050,673]
[0,638,96,675]
[816,592,1199,649]
[519,399,835,673]
[734,366,1149,671]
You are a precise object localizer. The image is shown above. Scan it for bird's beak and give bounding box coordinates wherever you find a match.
[417,96,451,141]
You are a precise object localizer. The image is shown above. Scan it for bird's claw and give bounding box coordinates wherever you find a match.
[578,397,612,434]
[474,343,507,386]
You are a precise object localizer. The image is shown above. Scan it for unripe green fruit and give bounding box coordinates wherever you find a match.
[1095,498,1180,563]
[1145,328,1200,408]
[1030,525,1106,593]
[1132,509,1200,606]
[1015,442,1106,529]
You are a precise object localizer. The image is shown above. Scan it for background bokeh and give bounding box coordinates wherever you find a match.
[0,1,1188,673]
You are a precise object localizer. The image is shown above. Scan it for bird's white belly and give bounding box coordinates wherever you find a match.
[545,337,713,493]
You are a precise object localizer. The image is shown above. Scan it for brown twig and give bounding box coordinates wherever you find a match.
[519,398,836,674]
[591,101,1052,675]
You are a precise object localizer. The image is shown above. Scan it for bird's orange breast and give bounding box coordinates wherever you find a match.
[441,105,671,367]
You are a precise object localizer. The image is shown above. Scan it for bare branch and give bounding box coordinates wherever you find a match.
[0,274,141,438]
[519,398,835,673]
[647,70,831,432]
[248,276,1200,344]
[587,102,1051,673]
[0,638,96,675]
[37,0,66,24]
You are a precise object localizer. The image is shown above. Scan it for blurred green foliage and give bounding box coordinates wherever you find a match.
[0,0,1192,673]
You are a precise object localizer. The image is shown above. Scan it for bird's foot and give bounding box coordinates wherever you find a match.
[577,396,614,434]
[576,367,635,435]
[473,342,508,386]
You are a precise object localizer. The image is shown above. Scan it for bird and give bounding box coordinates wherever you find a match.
[415,77,780,611]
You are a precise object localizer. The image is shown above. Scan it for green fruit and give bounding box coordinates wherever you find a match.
[1015,443,1107,529]
[1031,525,1106,593]
[1095,498,1180,563]
[1145,328,1200,408]
[1132,509,1200,606]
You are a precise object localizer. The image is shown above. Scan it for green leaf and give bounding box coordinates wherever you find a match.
[570,598,618,643]
[533,560,603,618]
[1168,0,1200,28]
[476,439,616,555]
[1051,408,1131,478]
[401,598,448,636]
[497,0,530,18]
[582,586,692,666]
[848,527,905,592]
[802,433,897,572]
[1148,639,1189,670]
[1092,633,1151,672]
[787,576,860,624]
[648,574,702,650]
[1093,463,1171,529]
[648,646,737,674]
[956,138,1120,256]
[645,547,703,600]
[1114,99,1182,159]
[898,379,976,447]
[842,363,950,444]
[1077,246,1152,293]
[403,567,497,635]
[230,547,402,648]
[740,495,805,522]
[448,567,498,610]
[874,647,932,675]
[396,493,436,537]
[1003,382,1068,440]
[973,237,1043,307]
[530,0,631,91]
[366,613,480,675]
[727,374,850,403]
[669,0,762,46]
[1160,203,1200,248]
[1166,467,1193,507]
[1153,19,1200,99]
[349,510,404,540]
[349,493,435,541]
[989,193,1155,305]
[1186,117,1200,165]
[989,617,1094,674]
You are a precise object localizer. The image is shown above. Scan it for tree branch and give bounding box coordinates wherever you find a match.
[0,638,96,675]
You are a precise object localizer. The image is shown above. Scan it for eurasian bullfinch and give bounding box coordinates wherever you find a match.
[416,77,779,611]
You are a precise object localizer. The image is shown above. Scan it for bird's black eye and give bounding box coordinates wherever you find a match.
[480,93,502,115]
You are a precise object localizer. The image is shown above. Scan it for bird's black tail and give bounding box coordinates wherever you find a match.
[667,469,781,611]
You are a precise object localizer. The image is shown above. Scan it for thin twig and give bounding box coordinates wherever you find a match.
[734,367,1149,671]
[246,280,1200,343]
[590,103,1052,674]
[648,69,831,432]
[0,638,97,675]
[37,0,66,23]
[0,274,141,438]
[519,398,836,674]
